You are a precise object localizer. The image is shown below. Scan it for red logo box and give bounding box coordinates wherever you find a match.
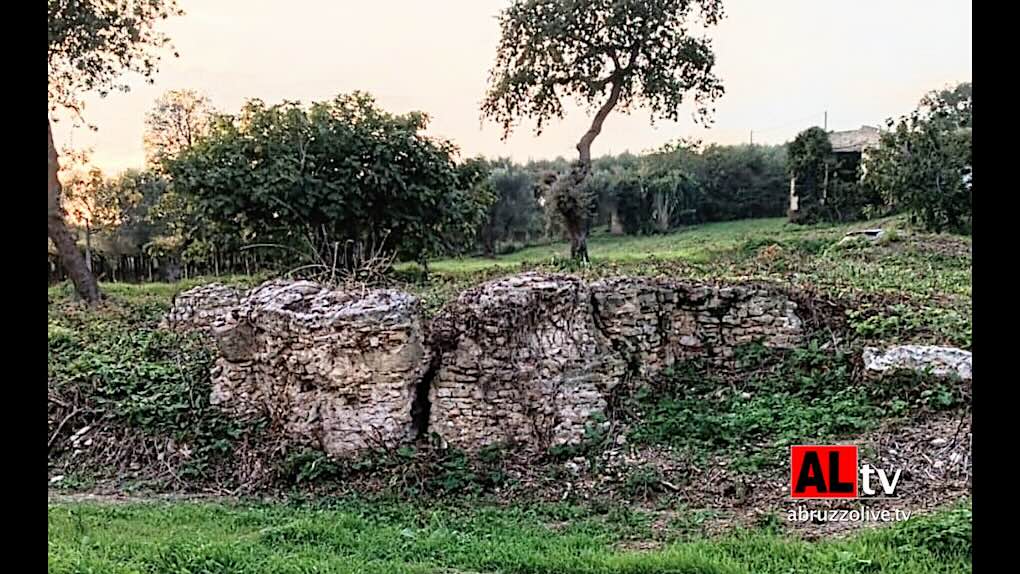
[790,445,858,499]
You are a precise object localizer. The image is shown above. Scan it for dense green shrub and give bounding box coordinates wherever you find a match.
[166,92,494,267]
[863,83,972,234]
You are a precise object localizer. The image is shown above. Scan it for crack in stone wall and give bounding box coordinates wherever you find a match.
[428,274,626,452]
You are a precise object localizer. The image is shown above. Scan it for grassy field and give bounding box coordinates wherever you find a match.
[48,499,971,574]
[404,218,800,273]
[399,216,971,348]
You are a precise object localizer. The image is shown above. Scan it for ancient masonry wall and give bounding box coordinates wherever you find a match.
[172,274,806,457]
[427,275,626,452]
[207,280,428,457]
[428,274,803,452]
[161,282,243,333]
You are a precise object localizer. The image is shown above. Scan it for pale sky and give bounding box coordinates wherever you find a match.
[51,0,972,175]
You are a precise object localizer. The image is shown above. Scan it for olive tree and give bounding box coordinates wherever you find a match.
[482,0,725,261]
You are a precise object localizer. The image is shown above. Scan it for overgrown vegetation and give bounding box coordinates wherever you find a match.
[864,83,972,234]
[786,81,972,232]
[48,276,268,487]
[279,442,514,497]
[48,216,971,496]
[627,340,969,473]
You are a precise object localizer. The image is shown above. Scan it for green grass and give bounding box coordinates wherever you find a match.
[47,273,262,306]
[395,216,971,347]
[48,500,971,574]
[406,218,812,273]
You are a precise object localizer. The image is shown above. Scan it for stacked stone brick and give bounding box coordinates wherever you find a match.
[428,274,626,452]
[428,273,804,451]
[160,282,243,333]
[590,277,803,373]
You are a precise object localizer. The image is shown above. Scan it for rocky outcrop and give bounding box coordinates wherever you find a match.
[863,345,972,381]
[161,283,243,333]
[209,280,428,457]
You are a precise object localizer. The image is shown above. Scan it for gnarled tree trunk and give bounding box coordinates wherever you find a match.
[569,227,589,261]
[562,80,623,263]
[48,119,101,304]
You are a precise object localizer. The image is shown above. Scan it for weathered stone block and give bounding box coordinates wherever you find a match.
[207,280,428,457]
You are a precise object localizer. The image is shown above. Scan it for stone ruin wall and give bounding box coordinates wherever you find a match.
[428,274,804,452]
[204,281,428,457]
[161,282,243,333]
[169,274,806,457]
[428,275,627,452]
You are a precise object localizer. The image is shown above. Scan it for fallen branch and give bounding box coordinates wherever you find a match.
[48,408,79,449]
[660,479,680,492]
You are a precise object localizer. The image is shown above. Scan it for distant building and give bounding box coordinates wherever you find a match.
[789,125,881,221]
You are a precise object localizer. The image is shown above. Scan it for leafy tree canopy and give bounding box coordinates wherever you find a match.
[48,0,183,116]
[166,92,494,265]
[482,0,725,139]
[864,82,972,233]
[144,89,215,167]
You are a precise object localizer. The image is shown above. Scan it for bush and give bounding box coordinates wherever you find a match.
[166,92,494,266]
[863,83,972,234]
[889,504,972,558]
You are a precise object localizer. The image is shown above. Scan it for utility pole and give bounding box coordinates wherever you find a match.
[750,130,753,145]
[824,111,828,131]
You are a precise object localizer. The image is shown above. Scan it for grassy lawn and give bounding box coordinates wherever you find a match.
[48,500,970,574]
[396,216,970,347]
[406,218,816,273]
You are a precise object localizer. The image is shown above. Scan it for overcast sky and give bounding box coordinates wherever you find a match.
[51,0,972,175]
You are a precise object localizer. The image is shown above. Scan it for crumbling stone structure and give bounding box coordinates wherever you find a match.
[207,280,428,457]
[161,282,243,333]
[170,274,808,457]
[428,274,627,452]
[428,274,805,451]
[591,277,803,371]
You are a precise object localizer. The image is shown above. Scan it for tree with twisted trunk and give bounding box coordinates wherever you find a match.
[482,0,725,262]
[48,0,183,303]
